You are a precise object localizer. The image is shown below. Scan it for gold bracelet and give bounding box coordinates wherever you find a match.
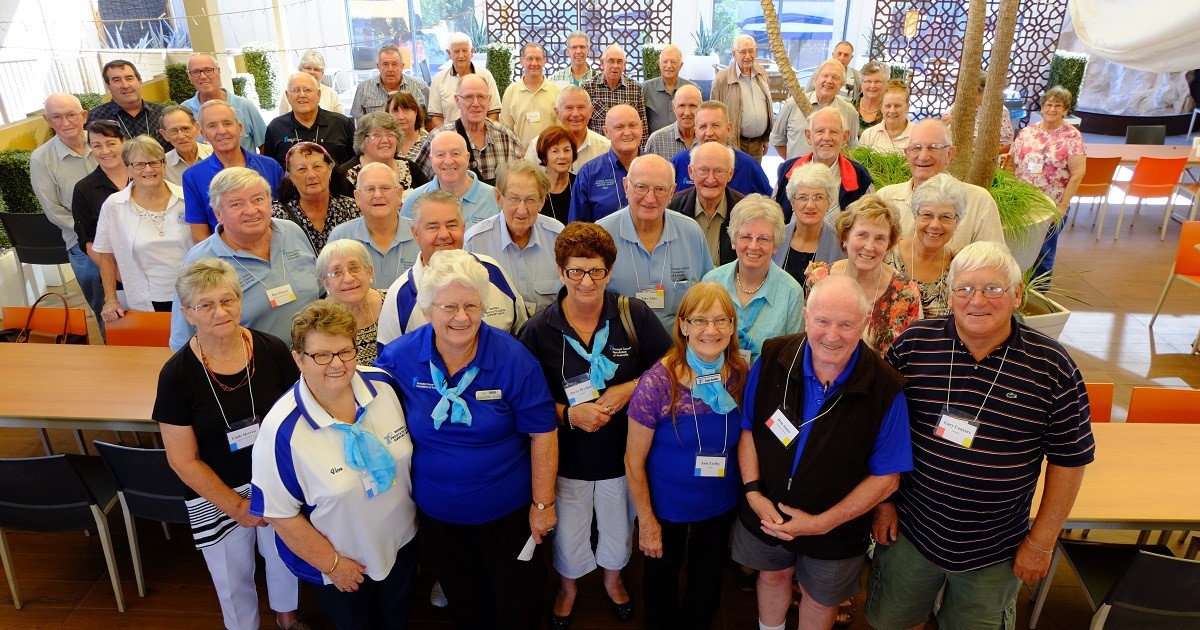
[323,551,340,574]
[1025,537,1053,555]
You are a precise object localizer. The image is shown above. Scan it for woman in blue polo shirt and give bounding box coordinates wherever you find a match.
[375,248,558,629]
[626,281,749,629]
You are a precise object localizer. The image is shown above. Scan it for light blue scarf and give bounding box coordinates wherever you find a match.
[736,296,767,360]
[564,320,619,390]
[686,346,738,414]
[328,406,396,494]
[430,363,480,429]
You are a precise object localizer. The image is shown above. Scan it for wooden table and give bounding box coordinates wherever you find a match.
[0,344,172,452]
[1084,143,1200,166]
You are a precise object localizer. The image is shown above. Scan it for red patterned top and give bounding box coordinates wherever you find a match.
[1010,122,1086,203]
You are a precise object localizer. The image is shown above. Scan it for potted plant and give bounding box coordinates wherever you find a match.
[483,42,514,97]
[643,42,664,81]
[1046,51,1088,115]
[681,16,730,94]
[1017,267,1089,340]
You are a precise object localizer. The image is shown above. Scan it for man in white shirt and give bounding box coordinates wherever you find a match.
[426,33,502,129]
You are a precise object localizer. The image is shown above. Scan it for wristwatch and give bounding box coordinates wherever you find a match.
[743,480,762,495]
[534,499,556,510]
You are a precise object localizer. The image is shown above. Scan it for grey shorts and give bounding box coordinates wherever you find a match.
[730,520,865,607]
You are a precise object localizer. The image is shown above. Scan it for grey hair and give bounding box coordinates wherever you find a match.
[861,61,887,78]
[567,31,590,46]
[1042,85,1074,109]
[353,111,401,154]
[603,44,626,59]
[947,241,1021,290]
[159,104,196,126]
[785,161,839,204]
[416,249,490,313]
[447,32,473,48]
[411,189,464,226]
[520,42,545,58]
[556,86,592,110]
[815,58,846,81]
[659,44,683,59]
[188,52,219,68]
[209,167,269,216]
[733,34,756,50]
[176,258,241,308]
[378,44,401,58]
[496,159,550,197]
[910,173,966,219]
[355,161,401,188]
[298,50,325,70]
[727,194,786,247]
[121,134,166,165]
[316,239,373,289]
[689,141,735,170]
[287,72,319,90]
[198,98,238,124]
[808,274,869,318]
[809,106,846,131]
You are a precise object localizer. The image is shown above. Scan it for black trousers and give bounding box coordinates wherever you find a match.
[641,509,737,630]
[312,537,419,630]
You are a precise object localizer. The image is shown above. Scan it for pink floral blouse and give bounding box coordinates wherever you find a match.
[1010,122,1086,203]
[865,272,923,354]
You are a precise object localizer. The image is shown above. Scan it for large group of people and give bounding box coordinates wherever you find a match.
[24,34,1097,630]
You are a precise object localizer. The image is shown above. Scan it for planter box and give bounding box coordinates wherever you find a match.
[1021,289,1071,341]
[1005,202,1059,273]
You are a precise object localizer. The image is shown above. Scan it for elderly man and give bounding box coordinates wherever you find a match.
[772,59,860,161]
[642,44,697,134]
[159,105,212,185]
[773,107,873,223]
[500,42,561,147]
[670,101,771,196]
[711,35,773,162]
[349,44,430,118]
[464,160,565,316]
[427,33,502,129]
[805,41,860,99]
[866,241,1094,630]
[31,93,99,314]
[403,132,500,227]
[279,50,343,114]
[87,59,169,151]
[644,84,702,160]
[595,154,713,330]
[549,31,596,87]
[263,73,356,167]
[585,45,649,145]
[522,87,611,171]
[415,75,523,186]
[377,190,526,345]
[168,167,319,350]
[736,274,912,630]
[569,104,642,223]
[328,161,421,289]
[183,101,284,241]
[180,53,267,153]
[876,119,1004,251]
[667,142,744,266]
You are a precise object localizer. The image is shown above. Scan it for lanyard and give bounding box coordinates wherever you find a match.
[689,392,730,455]
[946,340,1010,423]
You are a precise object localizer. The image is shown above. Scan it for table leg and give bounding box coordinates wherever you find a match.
[73,429,88,454]
[1028,545,1061,628]
[38,428,53,455]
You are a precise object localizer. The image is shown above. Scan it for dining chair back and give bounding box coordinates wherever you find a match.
[1085,383,1114,423]
[104,311,172,347]
[1125,125,1167,145]
[1090,550,1200,629]
[0,211,71,306]
[1107,156,1189,240]
[1071,156,1122,230]
[1126,386,1200,423]
[1149,222,1200,327]
[2,303,89,338]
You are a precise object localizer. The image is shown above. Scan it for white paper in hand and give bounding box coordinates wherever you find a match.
[517,535,537,561]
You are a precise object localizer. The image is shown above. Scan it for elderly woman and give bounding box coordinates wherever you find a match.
[884,173,963,318]
[855,61,887,130]
[169,167,320,350]
[773,163,847,287]
[93,135,191,323]
[859,80,913,153]
[376,249,557,628]
[71,119,127,328]
[821,195,922,354]
[518,222,672,628]
[278,49,344,115]
[535,125,578,224]
[338,112,427,192]
[1010,85,1086,280]
[251,299,416,629]
[318,239,387,365]
[329,162,420,289]
[387,92,429,163]
[626,281,747,630]
[464,160,564,316]
[155,259,304,630]
[703,194,804,363]
[273,141,360,253]
[159,105,212,185]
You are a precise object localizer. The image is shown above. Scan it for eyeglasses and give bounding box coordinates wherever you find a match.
[563,267,609,281]
[187,297,240,315]
[792,193,830,205]
[627,180,673,198]
[48,112,84,123]
[322,263,367,281]
[366,131,396,142]
[951,284,1012,300]
[736,233,774,247]
[905,143,952,154]
[303,347,357,365]
[915,211,958,223]
[502,194,543,208]
[187,67,218,77]
[684,316,733,331]
[128,159,165,171]
[359,184,398,196]
[431,302,483,316]
[287,87,317,95]
[692,167,730,180]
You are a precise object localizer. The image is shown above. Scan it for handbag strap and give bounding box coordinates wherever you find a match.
[18,292,72,343]
[617,294,640,359]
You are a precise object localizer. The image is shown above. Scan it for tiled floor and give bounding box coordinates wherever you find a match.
[0,140,1198,628]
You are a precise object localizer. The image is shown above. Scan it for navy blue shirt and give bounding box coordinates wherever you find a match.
[670,147,771,197]
[569,149,632,223]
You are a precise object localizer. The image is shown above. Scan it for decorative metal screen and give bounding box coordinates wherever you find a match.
[871,0,1069,119]
[485,0,672,80]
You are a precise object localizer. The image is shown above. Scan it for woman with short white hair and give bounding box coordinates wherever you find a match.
[885,173,964,317]
[279,49,344,114]
[774,163,847,287]
[317,239,387,365]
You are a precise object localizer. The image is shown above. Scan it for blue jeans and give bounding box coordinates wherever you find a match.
[1032,217,1065,282]
[67,244,104,336]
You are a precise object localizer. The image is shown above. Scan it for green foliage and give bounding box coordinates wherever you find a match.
[848,147,911,187]
[232,76,248,98]
[73,92,104,111]
[165,63,196,104]
[467,13,490,48]
[242,47,277,109]
[1045,52,1088,114]
[642,45,662,81]
[711,0,738,54]
[0,150,38,247]
[692,15,732,56]
[484,44,513,99]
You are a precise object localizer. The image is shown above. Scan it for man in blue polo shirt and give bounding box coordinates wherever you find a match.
[670,101,771,197]
[569,104,642,223]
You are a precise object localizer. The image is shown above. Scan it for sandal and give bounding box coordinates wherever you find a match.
[834,599,855,628]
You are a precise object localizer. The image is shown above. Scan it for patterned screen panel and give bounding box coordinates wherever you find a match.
[484,0,672,80]
[871,0,1068,119]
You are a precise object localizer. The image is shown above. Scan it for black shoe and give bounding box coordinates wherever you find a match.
[607,595,635,622]
[548,612,573,630]
[737,568,758,593]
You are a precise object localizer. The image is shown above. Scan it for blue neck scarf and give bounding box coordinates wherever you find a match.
[686,346,738,414]
[736,295,767,360]
[564,320,619,391]
[328,405,396,494]
[430,362,480,429]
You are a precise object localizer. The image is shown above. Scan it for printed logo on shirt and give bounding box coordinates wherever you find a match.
[1005,392,1018,399]
[595,177,616,189]
[609,345,631,358]
[413,380,437,390]
[384,426,409,444]
[483,305,507,319]
[670,267,690,283]
[284,248,308,262]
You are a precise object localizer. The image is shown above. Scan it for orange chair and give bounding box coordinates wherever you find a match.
[1148,222,1200,328]
[1127,386,1200,423]
[1069,156,1122,232]
[1085,382,1114,423]
[103,311,171,347]
[1105,156,1188,241]
[1,303,88,340]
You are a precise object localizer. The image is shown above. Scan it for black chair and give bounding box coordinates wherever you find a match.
[1091,550,1200,628]
[94,441,190,598]
[1125,124,1167,145]
[0,211,71,306]
[1030,538,1174,628]
[0,453,125,611]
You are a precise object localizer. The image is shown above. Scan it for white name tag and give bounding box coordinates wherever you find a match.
[563,374,599,406]
[694,455,727,477]
[226,422,260,451]
[525,111,541,123]
[1026,153,1044,175]
[739,348,752,365]
[936,410,980,448]
[266,284,296,308]
[766,407,799,447]
[475,389,502,401]
[695,373,722,385]
[636,284,665,310]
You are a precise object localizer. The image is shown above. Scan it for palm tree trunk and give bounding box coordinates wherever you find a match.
[968,0,1021,187]
[948,0,987,181]
[760,0,811,117]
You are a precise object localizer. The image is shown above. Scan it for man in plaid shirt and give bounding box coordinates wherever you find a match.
[415,74,523,186]
[87,59,169,151]
[585,45,649,146]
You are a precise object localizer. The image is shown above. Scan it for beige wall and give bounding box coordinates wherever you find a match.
[0,76,171,152]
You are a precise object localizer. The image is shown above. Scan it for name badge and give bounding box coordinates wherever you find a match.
[226,417,260,451]
[766,407,799,447]
[694,455,727,477]
[738,348,752,365]
[936,406,980,448]
[1026,153,1044,175]
[526,111,541,123]
[266,284,296,308]
[695,373,722,385]
[563,373,599,406]
[360,470,393,498]
[475,389,502,401]
[636,283,665,310]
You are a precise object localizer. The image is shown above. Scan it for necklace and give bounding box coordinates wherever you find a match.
[735,266,767,294]
[132,199,167,236]
[196,329,255,392]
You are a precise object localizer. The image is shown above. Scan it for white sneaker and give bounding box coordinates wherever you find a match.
[430,580,448,608]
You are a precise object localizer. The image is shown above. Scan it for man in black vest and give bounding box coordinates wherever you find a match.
[734,275,913,630]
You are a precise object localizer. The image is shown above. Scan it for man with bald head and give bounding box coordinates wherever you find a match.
[427,32,502,129]
[772,58,860,161]
[585,45,649,145]
[642,44,697,134]
[669,101,771,196]
[523,87,611,171]
[667,142,744,265]
[404,132,500,227]
[876,119,1004,251]
[596,154,713,330]
[569,104,643,222]
[711,35,773,162]
[645,84,702,159]
[416,74,523,186]
[180,53,267,152]
[263,72,356,167]
[773,106,873,223]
